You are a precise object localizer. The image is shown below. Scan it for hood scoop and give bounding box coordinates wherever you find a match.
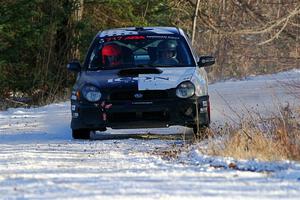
[118,67,162,76]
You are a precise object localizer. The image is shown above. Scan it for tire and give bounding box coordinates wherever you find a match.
[98,127,107,132]
[192,125,209,139]
[193,108,210,139]
[72,129,91,139]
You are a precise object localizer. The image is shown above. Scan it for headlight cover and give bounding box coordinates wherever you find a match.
[82,85,101,102]
[176,81,195,98]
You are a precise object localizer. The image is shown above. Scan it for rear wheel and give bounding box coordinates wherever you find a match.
[72,129,91,139]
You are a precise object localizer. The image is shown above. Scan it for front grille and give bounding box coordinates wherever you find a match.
[108,111,169,122]
[110,90,168,101]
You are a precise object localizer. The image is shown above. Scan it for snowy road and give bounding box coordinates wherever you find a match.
[0,70,300,199]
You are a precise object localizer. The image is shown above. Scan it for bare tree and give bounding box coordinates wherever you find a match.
[192,0,201,45]
[179,0,300,80]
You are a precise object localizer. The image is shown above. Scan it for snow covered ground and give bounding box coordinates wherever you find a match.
[0,70,299,199]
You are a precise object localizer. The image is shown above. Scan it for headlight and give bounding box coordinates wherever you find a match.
[176,82,195,98]
[82,85,101,102]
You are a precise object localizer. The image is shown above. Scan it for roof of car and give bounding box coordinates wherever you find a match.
[97,27,182,38]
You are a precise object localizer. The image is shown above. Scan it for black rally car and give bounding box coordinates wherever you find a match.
[67,27,215,139]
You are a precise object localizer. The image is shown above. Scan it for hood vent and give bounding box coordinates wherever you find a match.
[118,68,162,76]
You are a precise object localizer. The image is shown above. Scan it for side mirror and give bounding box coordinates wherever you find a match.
[197,56,215,67]
[67,60,81,72]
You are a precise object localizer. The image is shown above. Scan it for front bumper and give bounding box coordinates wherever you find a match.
[71,95,210,130]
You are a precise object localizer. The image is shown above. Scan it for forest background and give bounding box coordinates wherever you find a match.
[0,0,299,109]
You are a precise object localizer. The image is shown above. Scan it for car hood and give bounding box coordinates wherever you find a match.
[80,67,196,91]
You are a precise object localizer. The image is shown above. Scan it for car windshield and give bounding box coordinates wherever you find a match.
[87,35,195,70]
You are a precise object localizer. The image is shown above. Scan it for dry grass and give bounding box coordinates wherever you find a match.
[150,105,300,162]
[204,105,300,161]
[144,100,300,164]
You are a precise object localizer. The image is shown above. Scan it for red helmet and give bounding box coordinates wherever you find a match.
[102,44,122,66]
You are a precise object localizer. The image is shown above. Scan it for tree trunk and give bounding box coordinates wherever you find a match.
[192,0,201,45]
[71,0,84,58]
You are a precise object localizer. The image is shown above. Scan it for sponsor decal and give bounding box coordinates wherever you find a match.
[108,76,169,83]
[201,58,214,63]
[124,35,145,40]
[102,35,145,42]
[146,35,179,40]
[106,67,195,90]
[100,35,179,42]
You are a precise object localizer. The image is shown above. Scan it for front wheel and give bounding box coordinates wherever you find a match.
[192,125,210,139]
[72,129,91,139]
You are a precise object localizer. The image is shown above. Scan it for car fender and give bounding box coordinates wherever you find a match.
[191,67,208,96]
